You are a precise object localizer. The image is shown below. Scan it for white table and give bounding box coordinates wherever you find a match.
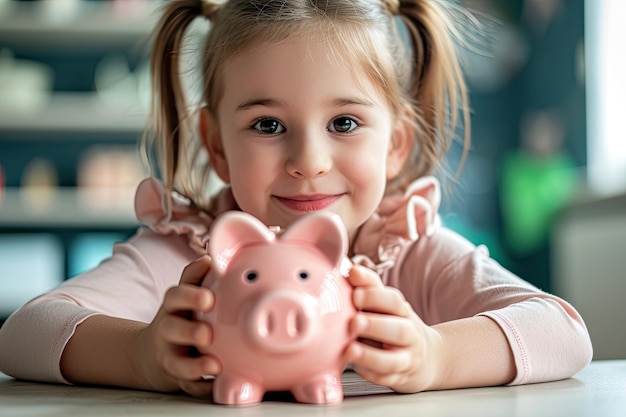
[1,360,625,417]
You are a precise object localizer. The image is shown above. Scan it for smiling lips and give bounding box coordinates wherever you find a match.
[276,194,342,212]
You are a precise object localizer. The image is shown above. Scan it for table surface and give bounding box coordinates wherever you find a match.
[1,360,625,417]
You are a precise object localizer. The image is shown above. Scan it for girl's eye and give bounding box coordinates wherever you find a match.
[252,118,285,135]
[328,117,358,133]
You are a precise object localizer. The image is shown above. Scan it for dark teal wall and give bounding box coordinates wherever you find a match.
[446,0,586,291]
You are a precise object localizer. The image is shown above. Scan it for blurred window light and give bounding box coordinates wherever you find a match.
[0,234,63,317]
[586,1,626,196]
[68,233,125,278]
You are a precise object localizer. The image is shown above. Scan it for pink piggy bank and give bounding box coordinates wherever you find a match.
[196,211,356,405]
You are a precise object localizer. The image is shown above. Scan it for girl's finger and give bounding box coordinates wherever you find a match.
[353,286,411,316]
[351,366,402,392]
[163,285,214,314]
[180,256,212,286]
[345,340,410,376]
[162,351,221,381]
[179,379,215,399]
[347,264,384,288]
[159,314,213,347]
[352,313,416,347]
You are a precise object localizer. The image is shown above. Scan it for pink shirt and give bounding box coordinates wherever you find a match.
[0,177,592,385]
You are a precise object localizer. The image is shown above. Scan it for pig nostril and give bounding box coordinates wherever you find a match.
[258,312,275,338]
[267,312,275,335]
[287,310,297,337]
[296,311,305,335]
[286,309,307,337]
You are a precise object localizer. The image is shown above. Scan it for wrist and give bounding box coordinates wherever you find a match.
[429,317,516,390]
[131,323,179,393]
[61,315,156,389]
[424,325,447,391]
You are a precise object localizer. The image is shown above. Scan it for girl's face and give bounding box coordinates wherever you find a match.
[203,37,409,238]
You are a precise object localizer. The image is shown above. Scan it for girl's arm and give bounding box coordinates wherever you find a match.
[344,228,592,392]
[60,315,154,389]
[0,229,220,395]
[60,257,220,396]
[430,316,517,389]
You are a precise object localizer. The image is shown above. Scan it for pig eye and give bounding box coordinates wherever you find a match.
[298,271,309,281]
[245,271,258,282]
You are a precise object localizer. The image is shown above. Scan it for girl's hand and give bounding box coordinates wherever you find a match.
[343,265,444,393]
[135,256,221,398]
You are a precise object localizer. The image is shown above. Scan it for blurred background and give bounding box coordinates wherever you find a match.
[0,0,624,359]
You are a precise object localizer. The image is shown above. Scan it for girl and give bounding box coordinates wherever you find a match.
[0,0,591,401]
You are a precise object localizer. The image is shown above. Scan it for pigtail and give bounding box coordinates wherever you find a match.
[397,0,471,181]
[146,0,216,194]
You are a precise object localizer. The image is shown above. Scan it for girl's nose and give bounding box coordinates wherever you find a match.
[285,133,332,179]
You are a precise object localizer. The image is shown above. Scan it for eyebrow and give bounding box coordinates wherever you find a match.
[236,99,279,111]
[330,96,375,107]
[235,96,375,112]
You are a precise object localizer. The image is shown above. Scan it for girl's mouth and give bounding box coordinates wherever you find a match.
[275,194,342,212]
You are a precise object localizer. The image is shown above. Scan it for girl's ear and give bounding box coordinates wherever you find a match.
[199,108,230,183]
[386,107,415,180]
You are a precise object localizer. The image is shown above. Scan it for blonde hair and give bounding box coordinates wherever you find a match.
[145,0,470,209]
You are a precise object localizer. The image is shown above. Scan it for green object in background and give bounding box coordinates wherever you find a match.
[500,151,578,256]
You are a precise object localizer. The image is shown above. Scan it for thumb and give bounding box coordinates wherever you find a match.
[180,256,212,286]
[348,264,384,288]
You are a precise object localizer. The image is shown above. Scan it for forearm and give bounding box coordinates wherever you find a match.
[430,316,516,390]
[60,315,173,391]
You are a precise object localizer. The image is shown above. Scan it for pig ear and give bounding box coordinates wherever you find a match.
[281,212,347,267]
[208,211,275,274]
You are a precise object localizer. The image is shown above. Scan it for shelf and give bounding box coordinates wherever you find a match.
[0,1,162,49]
[0,93,147,135]
[0,187,138,229]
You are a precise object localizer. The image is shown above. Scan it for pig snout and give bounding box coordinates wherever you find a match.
[248,290,318,353]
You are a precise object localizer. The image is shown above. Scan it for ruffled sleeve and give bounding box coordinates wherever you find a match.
[352,176,441,275]
[134,178,237,255]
